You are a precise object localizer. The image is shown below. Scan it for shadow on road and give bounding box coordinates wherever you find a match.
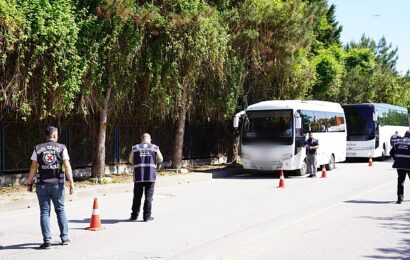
[0,242,53,250]
[226,170,311,180]
[358,209,410,259]
[69,218,130,224]
[344,199,396,204]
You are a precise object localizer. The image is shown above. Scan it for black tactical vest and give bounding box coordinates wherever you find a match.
[132,142,159,182]
[392,137,410,170]
[35,141,66,185]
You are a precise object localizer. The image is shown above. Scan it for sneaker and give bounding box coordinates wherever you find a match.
[38,243,51,249]
[61,239,71,245]
[129,216,137,221]
[143,217,154,222]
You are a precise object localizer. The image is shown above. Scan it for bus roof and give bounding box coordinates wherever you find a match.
[342,103,408,113]
[246,100,344,113]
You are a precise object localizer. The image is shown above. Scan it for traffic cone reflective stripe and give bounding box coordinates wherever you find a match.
[278,170,285,188]
[321,164,327,178]
[368,155,373,166]
[85,198,104,231]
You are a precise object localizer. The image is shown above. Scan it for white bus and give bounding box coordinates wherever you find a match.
[233,100,346,175]
[342,103,409,159]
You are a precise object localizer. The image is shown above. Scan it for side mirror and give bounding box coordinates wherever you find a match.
[295,118,302,129]
[294,112,302,129]
[233,116,239,128]
[373,111,378,121]
[233,111,245,129]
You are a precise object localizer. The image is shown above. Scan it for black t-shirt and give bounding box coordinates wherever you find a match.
[305,138,319,155]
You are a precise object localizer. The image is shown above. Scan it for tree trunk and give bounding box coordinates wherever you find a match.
[91,88,111,181]
[227,130,240,163]
[228,70,246,164]
[171,88,189,169]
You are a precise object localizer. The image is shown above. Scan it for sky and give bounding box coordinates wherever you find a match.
[327,0,410,74]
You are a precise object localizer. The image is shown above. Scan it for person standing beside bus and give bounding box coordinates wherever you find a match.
[390,130,410,204]
[305,131,319,177]
[390,131,401,146]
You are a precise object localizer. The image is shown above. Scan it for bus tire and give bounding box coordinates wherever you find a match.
[326,154,335,171]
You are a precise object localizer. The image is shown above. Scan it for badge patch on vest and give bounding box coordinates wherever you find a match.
[43,152,57,165]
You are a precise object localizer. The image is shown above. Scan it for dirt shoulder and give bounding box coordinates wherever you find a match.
[0,165,238,212]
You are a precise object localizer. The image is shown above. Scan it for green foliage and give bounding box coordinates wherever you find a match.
[311,45,345,100]
[1,0,83,119]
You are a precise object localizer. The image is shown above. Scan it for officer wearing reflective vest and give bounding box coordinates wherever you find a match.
[27,126,74,249]
[128,133,163,221]
[391,130,410,204]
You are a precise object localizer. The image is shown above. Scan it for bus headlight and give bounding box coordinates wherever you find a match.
[281,153,292,160]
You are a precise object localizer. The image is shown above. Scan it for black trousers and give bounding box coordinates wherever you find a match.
[131,182,155,219]
[397,169,410,199]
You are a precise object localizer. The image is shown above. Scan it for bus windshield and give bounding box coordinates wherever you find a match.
[344,106,375,141]
[242,110,293,145]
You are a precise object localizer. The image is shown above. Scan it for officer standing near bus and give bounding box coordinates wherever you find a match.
[128,133,163,221]
[305,131,319,177]
[390,131,401,146]
[27,126,74,249]
[390,130,410,204]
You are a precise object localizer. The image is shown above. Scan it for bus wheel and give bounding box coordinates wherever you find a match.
[326,154,335,171]
[296,160,307,176]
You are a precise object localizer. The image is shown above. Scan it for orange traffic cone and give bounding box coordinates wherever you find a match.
[278,170,285,188]
[368,155,373,166]
[85,198,104,231]
[321,164,327,178]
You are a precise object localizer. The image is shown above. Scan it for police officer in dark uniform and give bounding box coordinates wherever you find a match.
[390,131,401,146]
[305,131,319,177]
[128,133,163,221]
[390,130,410,204]
[27,126,74,249]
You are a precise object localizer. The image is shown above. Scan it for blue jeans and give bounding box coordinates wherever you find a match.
[36,184,68,243]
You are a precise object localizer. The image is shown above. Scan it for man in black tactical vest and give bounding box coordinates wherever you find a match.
[305,131,320,177]
[391,130,410,204]
[129,133,163,222]
[27,126,74,249]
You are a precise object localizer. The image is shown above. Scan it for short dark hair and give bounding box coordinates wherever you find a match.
[405,130,410,138]
[45,126,58,137]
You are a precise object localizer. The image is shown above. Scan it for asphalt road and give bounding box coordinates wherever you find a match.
[0,160,409,260]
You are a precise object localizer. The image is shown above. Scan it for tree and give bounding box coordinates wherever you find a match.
[310,45,345,100]
[313,2,342,49]
[1,0,82,120]
[75,0,144,180]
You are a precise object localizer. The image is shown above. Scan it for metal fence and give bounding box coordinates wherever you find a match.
[0,120,231,174]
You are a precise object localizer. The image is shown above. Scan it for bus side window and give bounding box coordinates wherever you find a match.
[316,111,327,132]
[327,112,346,132]
[299,110,314,134]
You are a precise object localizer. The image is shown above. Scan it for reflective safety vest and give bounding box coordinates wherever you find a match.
[35,141,66,185]
[132,142,159,182]
[390,134,401,146]
[392,137,410,170]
